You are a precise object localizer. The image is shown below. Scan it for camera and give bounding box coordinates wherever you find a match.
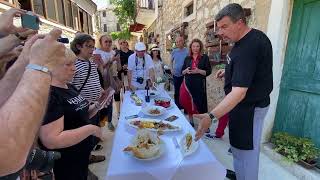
[57,37,69,44]
[0,148,60,180]
[136,77,144,84]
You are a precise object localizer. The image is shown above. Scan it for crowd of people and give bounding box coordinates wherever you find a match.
[0,3,273,180]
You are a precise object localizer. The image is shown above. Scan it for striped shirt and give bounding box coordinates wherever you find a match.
[72,59,102,102]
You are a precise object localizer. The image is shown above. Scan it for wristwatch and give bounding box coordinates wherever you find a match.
[207,112,218,124]
[26,64,51,75]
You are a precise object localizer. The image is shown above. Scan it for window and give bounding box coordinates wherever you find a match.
[56,0,65,25]
[117,23,121,31]
[104,24,107,32]
[45,0,57,20]
[64,0,73,28]
[185,2,193,17]
[88,15,93,35]
[102,11,106,17]
[82,11,88,33]
[18,0,32,11]
[32,0,45,16]
[72,2,79,30]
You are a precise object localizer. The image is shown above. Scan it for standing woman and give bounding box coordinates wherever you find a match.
[150,46,164,78]
[179,39,212,127]
[93,34,121,130]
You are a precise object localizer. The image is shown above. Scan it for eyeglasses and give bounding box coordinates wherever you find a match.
[105,40,112,43]
[84,45,95,49]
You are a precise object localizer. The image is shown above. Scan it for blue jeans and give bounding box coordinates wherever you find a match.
[173,75,184,109]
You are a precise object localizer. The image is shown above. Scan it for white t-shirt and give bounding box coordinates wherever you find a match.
[153,59,164,78]
[128,53,154,89]
[93,48,118,76]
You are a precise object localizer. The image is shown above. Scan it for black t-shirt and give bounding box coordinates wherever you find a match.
[39,84,92,154]
[224,29,273,150]
[224,28,273,106]
[118,49,134,76]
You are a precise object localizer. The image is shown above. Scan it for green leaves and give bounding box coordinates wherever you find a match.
[110,0,136,39]
[271,132,320,163]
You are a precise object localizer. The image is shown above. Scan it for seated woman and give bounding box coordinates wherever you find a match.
[179,39,212,127]
[38,49,111,180]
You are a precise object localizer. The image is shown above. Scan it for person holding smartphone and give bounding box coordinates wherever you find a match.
[38,49,111,180]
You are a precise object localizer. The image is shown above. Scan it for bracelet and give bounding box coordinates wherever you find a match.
[26,64,51,75]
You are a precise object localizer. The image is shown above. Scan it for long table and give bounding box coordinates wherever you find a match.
[106,90,226,180]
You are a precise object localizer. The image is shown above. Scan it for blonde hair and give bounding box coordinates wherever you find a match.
[65,48,77,63]
[96,34,112,49]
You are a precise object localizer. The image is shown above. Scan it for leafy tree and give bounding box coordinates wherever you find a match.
[109,0,136,40]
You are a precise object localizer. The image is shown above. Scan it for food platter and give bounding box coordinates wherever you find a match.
[127,118,181,132]
[179,133,199,157]
[123,129,166,161]
[141,105,166,116]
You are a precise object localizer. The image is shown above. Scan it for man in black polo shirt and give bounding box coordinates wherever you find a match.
[195,3,273,180]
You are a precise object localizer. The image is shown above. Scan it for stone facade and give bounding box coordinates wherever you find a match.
[148,0,271,108]
[97,5,120,34]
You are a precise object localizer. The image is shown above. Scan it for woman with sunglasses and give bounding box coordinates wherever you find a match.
[93,35,121,131]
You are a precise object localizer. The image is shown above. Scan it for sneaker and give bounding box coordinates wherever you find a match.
[108,122,115,131]
[205,134,216,140]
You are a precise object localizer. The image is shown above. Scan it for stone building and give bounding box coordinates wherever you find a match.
[0,0,97,41]
[96,3,121,34]
[135,0,320,178]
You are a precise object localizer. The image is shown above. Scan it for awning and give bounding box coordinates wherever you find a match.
[129,23,145,32]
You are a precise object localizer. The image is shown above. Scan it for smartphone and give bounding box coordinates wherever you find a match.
[165,115,178,122]
[21,13,40,30]
[57,37,69,44]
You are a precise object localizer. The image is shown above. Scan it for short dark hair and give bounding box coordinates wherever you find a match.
[70,34,95,55]
[215,3,246,24]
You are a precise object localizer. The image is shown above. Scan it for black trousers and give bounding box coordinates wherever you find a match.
[173,75,184,109]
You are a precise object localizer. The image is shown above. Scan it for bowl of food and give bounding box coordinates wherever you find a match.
[123,129,163,160]
[141,105,166,116]
[154,97,171,108]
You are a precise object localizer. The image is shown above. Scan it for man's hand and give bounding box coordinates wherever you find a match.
[0,8,27,35]
[18,29,38,40]
[91,125,104,141]
[29,28,66,71]
[194,113,212,141]
[215,69,225,79]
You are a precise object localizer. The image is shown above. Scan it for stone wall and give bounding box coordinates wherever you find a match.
[150,0,272,108]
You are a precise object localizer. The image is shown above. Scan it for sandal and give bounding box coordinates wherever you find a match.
[93,144,103,151]
[89,154,106,164]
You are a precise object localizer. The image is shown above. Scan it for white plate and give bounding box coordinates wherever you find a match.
[132,140,166,161]
[179,133,199,157]
[141,105,166,116]
[127,118,181,132]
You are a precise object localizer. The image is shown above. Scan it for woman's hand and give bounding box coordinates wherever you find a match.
[190,67,206,75]
[215,69,225,79]
[91,125,104,141]
[182,67,191,75]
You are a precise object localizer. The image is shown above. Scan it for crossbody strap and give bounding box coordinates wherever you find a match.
[79,60,91,92]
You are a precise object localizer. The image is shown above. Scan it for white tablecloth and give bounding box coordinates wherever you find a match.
[106,90,226,180]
